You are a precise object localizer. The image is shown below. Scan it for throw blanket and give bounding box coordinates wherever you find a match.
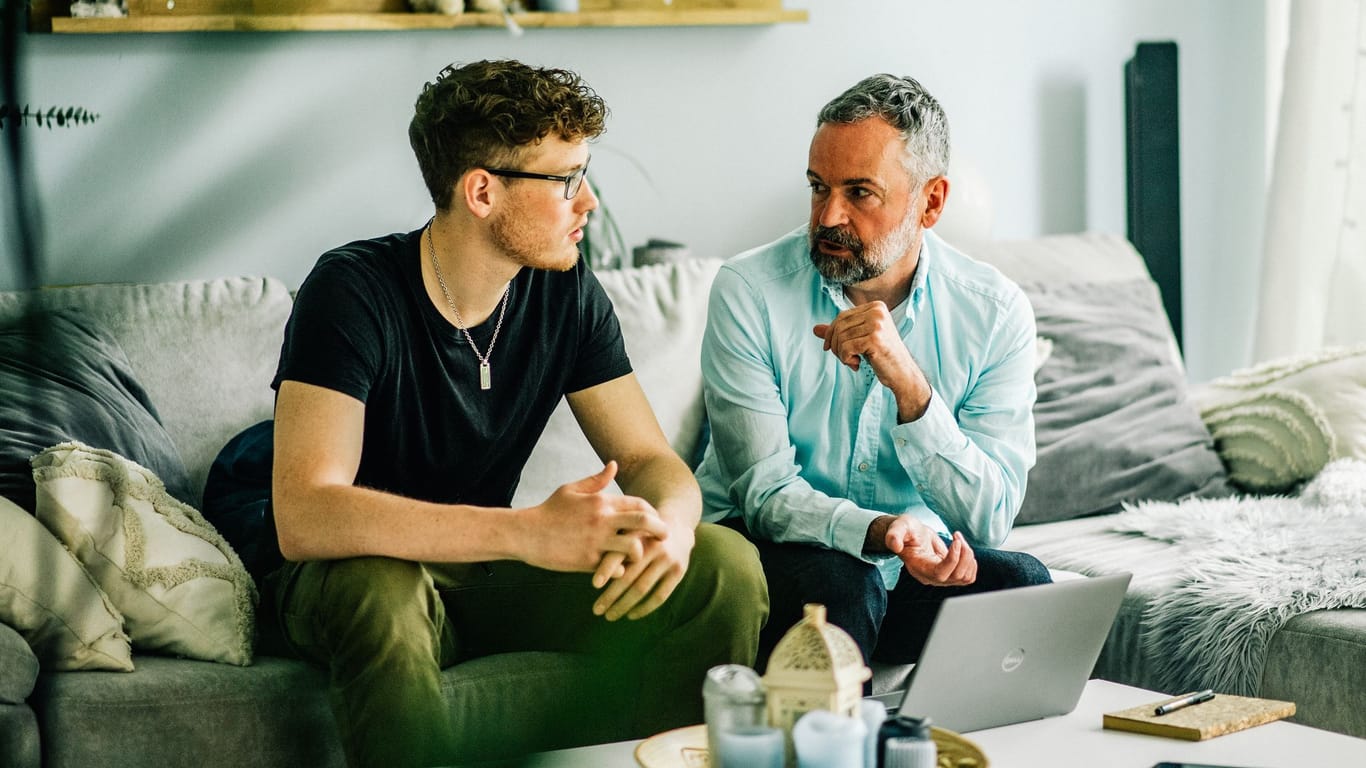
[1110,458,1366,696]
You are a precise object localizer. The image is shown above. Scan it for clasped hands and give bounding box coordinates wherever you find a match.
[527,460,691,622]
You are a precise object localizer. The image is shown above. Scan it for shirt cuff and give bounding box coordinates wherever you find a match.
[891,389,961,464]
[831,503,891,563]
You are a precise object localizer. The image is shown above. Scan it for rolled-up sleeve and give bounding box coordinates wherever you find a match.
[889,289,1037,548]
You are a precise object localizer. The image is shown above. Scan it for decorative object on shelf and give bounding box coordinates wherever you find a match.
[260,0,408,12]
[408,0,465,14]
[70,0,127,17]
[404,0,464,10]
[632,238,691,267]
[762,603,871,737]
[0,105,100,131]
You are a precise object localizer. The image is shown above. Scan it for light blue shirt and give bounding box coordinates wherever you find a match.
[696,226,1036,589]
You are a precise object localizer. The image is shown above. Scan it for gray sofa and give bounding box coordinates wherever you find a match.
[1,233,1362,768]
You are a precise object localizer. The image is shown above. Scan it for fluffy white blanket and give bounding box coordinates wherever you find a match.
[1110,458,1366,696]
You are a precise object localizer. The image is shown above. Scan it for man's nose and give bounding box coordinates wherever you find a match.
[577,178,600,213]
[816,195,847,228]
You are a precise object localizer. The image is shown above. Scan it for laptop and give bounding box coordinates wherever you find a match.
[875,572,1131,733]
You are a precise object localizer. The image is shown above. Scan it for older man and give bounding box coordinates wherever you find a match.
[697,73,1049,669]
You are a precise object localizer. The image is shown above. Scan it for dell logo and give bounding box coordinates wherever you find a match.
[1001,648,1026,672]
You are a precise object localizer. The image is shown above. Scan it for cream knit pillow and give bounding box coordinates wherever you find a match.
[32,442,256,666]
[1191,344,1366,493]
[0,495,132,671]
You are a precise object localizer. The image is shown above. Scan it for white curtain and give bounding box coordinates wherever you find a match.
[1254,0,1366,361]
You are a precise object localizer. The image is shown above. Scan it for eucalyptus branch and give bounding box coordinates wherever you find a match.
[0,105,100,131]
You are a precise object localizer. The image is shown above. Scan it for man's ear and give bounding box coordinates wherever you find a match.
[461,170,498,219]
[919,176,950,229]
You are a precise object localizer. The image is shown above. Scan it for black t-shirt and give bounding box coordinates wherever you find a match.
[272,228,632,507]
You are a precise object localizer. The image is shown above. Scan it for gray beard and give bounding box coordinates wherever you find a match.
[808,224,906,285]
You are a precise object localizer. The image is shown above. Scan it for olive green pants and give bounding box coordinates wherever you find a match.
[264,523,768,768]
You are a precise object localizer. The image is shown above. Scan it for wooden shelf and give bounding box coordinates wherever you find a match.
[38,8,807,33]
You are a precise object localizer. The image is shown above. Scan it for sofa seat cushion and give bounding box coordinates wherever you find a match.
[33,655,342,768]
[32,650,639,767]
[1002,517,1366,739]
[1261,608,1366,738]
[0,702,40,768]
[0,622,39,704]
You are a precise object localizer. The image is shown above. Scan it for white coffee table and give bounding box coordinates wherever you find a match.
[474,680,1366,767]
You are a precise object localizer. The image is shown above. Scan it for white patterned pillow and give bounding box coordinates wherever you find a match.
[32,442,256,666]
[0,495,132,671]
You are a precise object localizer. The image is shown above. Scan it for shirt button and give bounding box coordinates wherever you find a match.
[895,437,907,447]
[858,462,869,472]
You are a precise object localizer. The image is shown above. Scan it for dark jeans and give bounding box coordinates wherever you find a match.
[732,521,1050,672]
[259,523,768,768]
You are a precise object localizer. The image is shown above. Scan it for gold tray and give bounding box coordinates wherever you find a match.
[634,723,989,768]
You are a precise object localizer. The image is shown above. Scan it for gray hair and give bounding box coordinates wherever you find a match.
[817,73,950,188]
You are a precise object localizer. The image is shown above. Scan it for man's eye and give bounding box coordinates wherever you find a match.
[849,187,872,199]
[808,182,828,194]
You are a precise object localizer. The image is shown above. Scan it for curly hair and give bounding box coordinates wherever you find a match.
[817,73,950,189]
[409,60,609,210]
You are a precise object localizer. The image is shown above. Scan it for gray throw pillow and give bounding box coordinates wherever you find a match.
[1016,278,1231,524]
[0,309,193,512]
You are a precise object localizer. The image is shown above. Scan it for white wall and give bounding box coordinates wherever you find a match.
[5,0,1268,381]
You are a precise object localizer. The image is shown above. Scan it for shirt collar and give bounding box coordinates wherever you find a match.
[819,236,931,321]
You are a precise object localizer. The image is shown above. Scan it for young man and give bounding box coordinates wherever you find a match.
[696,73,1049,671]
[267,60,767,768]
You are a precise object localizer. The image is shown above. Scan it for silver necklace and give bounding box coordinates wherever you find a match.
[427,225,510,391]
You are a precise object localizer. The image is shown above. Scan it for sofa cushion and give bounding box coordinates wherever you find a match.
[0,622,39,704]
[1015,278,1231,524]
[0,495,132,673]
[1191,344,1366,493]
[0,309,193,513]
[32,442,255,666]
[32,651,636,767]
[0,277,295,506]
[0,702,40,768]
[1260,608,1366,737]
[202,419,278,582]
[512,259,722,507]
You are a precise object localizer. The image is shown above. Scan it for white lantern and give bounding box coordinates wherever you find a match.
[762,603,872,738]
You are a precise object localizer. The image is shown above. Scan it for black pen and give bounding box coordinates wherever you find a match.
[1154,689,1215,716]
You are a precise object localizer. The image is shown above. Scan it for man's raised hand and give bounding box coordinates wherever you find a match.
[884,515,978,587]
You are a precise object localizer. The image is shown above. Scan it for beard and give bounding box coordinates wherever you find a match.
[808,216,920,285]
[489,199,580,272]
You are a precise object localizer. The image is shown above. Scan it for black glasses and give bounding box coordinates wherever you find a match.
[485,156,591,200]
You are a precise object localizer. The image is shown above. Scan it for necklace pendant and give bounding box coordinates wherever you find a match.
[479,361,492,390]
